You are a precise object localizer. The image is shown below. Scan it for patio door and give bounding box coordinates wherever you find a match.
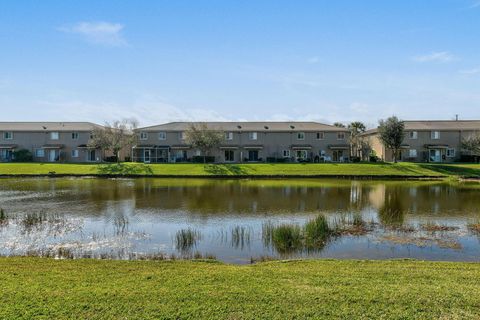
[333,150,343,162]
[88,150,96,162]
[429,149,441,162]
[144,149,151,163]
[296,150,308,161]
[49,149,57,162]
[248,150,259,162]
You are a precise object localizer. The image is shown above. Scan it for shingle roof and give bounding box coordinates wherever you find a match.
[0,122,103,132]
[363,120,480,135]
[138,122,347,132]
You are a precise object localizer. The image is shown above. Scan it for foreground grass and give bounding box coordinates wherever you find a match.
[0,258,479,319]
[2,162,480,177]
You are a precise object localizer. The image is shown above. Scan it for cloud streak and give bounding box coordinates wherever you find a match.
[459,67,480,75]
[412,51,455,63]
[59,21,127,46]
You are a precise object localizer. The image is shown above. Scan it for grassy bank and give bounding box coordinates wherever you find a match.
[0,258,479,319]
[1,162,479,178]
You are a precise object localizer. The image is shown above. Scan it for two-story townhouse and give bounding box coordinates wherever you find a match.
[132,122,350,163]
[362,120,480,162]
[0,122,105,163]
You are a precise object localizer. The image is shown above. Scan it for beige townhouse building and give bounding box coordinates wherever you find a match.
[0,122,104,163]
[132,122,350,163]
[362,120,480,162]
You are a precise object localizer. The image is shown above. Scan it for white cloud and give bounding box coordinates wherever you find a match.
[35,96,229,126]
[412,51,455,63]
[59,22,127,46]
[459,67,480,75]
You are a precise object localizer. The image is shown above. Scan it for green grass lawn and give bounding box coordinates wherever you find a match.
[0,162,479,177]
[0,258,479,319]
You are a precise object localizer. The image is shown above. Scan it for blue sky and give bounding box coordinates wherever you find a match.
[1,1,480,127]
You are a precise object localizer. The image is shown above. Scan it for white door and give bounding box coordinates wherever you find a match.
[144,149,151,163]
[49,149,56,162]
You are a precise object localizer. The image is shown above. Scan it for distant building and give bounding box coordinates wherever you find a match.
[362,120,480,162]
[133,122,350,163]
[0,122,104,162]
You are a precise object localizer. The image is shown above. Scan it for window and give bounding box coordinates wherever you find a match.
[316,132,324,140]
[297,132,305,140]
[337,132,345,140]
[158,132,167,140]
[71,149,79,158]
[225,150,234,162]
[71,132,79,140]
[431,131,440,140]
[50,132,59,140]
[35,149,45,157]
[283,150,291,158]
[409,149,417,158]
[249,132,257,140]
[409,131,418,139]
[3,132,13,140]
[447,148,456,157]
[179,132,185,140]
[195,150,201,156]
[140,132,148,140]
[225,132,233,140]
[89,133,94,139]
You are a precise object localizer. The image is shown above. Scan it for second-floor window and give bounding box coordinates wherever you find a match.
[158,132,166,140]
[71,132,79,140]
[249,132,257,140]
[409,131,418,139]
[50,132,59,140]
[431,131,440,140]
[316,132,324,140]
[337,132,345,140]
[179,132,185,140]
[3,132,13,140]
[297,132,305,140]
[140,132,148,140]
[225,132,233,140]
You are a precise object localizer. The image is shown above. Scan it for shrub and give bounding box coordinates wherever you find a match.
[12,149,33,162]
[304,215,332,244]
[191,156,215,163]
[272,224,302,253]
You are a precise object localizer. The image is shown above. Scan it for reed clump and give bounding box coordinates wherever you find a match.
[175,228,201,251]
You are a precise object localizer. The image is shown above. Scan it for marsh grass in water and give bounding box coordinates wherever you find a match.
[175,228,202,252]
[272,224,303,253]
[421,222,459,232]
[230,226,251,249]
[467,222,480,234]
[0,208,8,226]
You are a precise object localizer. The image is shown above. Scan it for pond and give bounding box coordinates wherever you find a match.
[0,178,479,264]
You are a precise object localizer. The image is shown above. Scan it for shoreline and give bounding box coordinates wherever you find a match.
[0,173,450,180]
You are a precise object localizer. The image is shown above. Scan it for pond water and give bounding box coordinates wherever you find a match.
[0,178,479,264]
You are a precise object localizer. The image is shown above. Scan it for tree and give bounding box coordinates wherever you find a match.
[461,134,480,156]
[184,123,224,163]
[88,119,138,163]
[378,116,405,163]
[333,122,346,128]
[348,122,367,158]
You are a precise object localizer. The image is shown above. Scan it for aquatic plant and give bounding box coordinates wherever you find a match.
[467,222,480,234]
[231,225,251,249]
[272,224,302,253]
[0,208,8,225]
[175,228,201,251]
[421,222,458,232]
[304,215,332,246]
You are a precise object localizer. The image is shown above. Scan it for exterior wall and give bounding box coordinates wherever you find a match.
[0,130,101,163]
[133,129,350,163]
[366,129,480,162]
